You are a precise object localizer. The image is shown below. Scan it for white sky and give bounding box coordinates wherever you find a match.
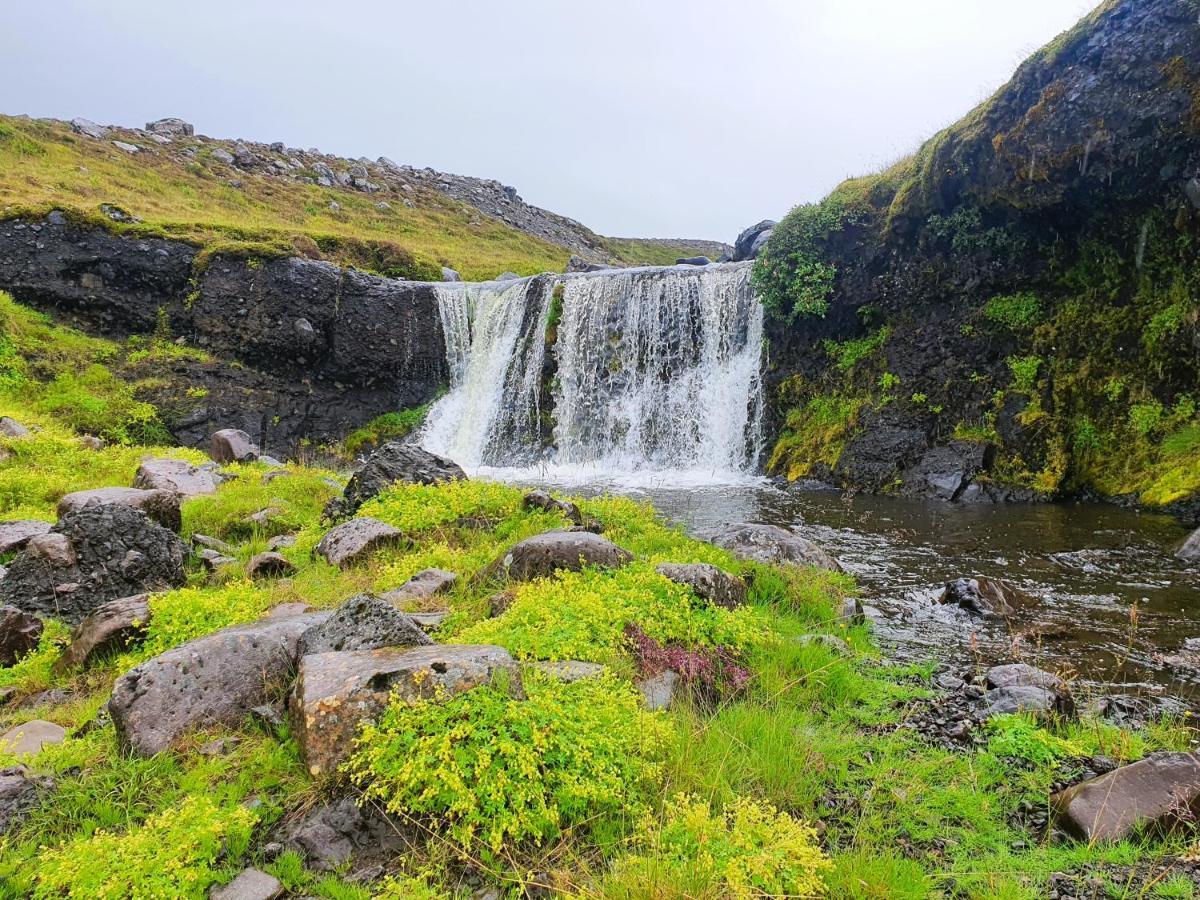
[3,0,1096,241]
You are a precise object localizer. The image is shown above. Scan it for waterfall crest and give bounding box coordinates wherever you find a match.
[420,262,764,481]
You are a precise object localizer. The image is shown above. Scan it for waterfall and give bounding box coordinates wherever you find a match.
[420,262,764,480]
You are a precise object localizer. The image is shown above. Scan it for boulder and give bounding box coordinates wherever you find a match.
[280,797,407,871]
[523,490,584,526]
[197,549,237,573]
[290,644,520,776]
[144,117,194,137]
[209,429,261,464]
[675,256,712,266]
[980,685,1065,719]
[245,552,296,579]
[938,576,1036,619]
[109,611,326,755]
[0,520,51,555]
[112,141,140,155]
[211,868,282,900]
[637,671,681,711]
[0,766,55,835]
[441,266,462,282]
[654,563,746,609]
[57,487,182,532]
[53,594,149,673]
[314,518,405,568]
[900,441,996,501]
[379,568,457,604]
[134,458,222,497]
[192,534,236,554]
[732,220,777,261]
[486,530,633,582]
[0,720,67,757]
[531,660,607,682]
[0,505,187,625]
[1052,752,1200,843]
[330,442,465,517]
[298,593,432,655]
[701,523,841,571]
[1178,527,1200,564]
[0,606,43,666]
[0,417,31,438]
[985,663,1067,693]
[566,255,615,273]
[69,117,109,139]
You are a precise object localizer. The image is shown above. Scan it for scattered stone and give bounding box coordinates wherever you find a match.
[985,663,1067,693]
[145,117,194,137]
[379,568,457,604]
[192,533,236,554]
[675,256,712,266]
[655,563,746,609]
[1053,752,1200,843]
[486,530,633,582]
[329,442,465,518]
[793,634,852,655]
[0,505,187,625]
[211,148,236,165]
[57,487,182,532]
[209,429,261,464]
[69,117,108,139]
[281,797,407,871]
[701,523,841,571]
[197,549,238,573]
[531,660,607,682]
[938,576,1037,619]
[246,507,284,529]
[109,612,326,755]
[637,671,681,711]
[441,266,462,282]
[134,458,222,497]
[1178,527,1200,564]
[1086,694,1187,730]
[732,220,777,261]
[0,607,42,667]
[314,518,405,567]
[838,597,866,625]
[409,611,448,630]
[53,594,149,673]
[298,593,432,655]
[981,685,1071,720]
[249,704,286,731]
[291,644,520,775]
[0,520,51,555]
[267,534,296,551]
[523,490,585,526]
[111,140,140,154]
[77,435,104,450]
[246,552,295,579]
[0,766,55,835]
[488,590,515,617]
[0,417,30,438]
[210,867,283,900]
[0,720,67,757]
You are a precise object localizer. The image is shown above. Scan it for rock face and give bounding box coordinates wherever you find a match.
[209,429,261,464]
[290,644,520,776]
[109,612,325,755]
[488,530,633,582]
[1052,753,1200,843]
[54,594,149,672]
[298,594,432,655]
[0,607,43,666]
[314,518,405,567]
[1178,527,1200,564]
[900,441,996,501]
[732,220,777,261]
[133,458,222,497]
[655,563,746,609]
[57,486,182,532]
[0,520,51,555]
[938,577,1035,619]
[331,442,466,517]
[0,767,55,835]
[0,505,187,625]
[702,523,841,571]
[379,568,457,604]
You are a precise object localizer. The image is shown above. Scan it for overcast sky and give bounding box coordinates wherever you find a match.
[4,0,1096,241]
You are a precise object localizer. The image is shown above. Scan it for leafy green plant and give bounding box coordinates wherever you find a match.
[1006,355,1042,394]
[341,405,430,457]
[1129,400,1165,436]
[984,292,1042,329]
[878,372,900,391]
[753,197,847,319]
[822,327,891,372]
[910,392,927,405]
[985,715,1080,766]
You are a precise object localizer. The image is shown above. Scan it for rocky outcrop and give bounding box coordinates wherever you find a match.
[330,442,466,518]
[655,563,746,609]
[1178,527,1200,564]
[701,523,841,571]
[0,505,187,625]
[733,220,776,261]
[485,530,633,582]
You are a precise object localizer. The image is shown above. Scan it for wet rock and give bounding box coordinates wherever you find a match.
[0,766,55,835]
[0,505,187,625]
[291,644,520,775]
[701,523,841,571]
[637,670,681,711]
[523,489,584,526]
[1178,527,1200,564]
[134,458,222,497]
[0,417,31,438]
[1086,694,1186,730]
[280,797,408,871]
[732,220,777,261]
[211,867,282,900]
[0,607,43,667]
[0,720,67,757]
[937,576,1036,619]
[838,597,866,625]
[53,594,148,673]
[58,487,182,532]
[531,660,607,682]
[314,518,405,567]
[676,256,712,266]
[379,568,457,604]
[109,611,326,755]
[835,425,929,492]
[299,593,432,655]
[1052,752,1200,843]
[900,441,995,501]
[486,530,633,582]
[655,563,746,609]
[328,442,465,518]
[981,685,1071,720]
[985,663,1067,693]
[209,428,261,464]
[0,520,51,555]
[246,552,296,579]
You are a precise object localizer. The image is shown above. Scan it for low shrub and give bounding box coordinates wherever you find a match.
[983,292,1041,329]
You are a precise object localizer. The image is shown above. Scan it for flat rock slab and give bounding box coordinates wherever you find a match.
[134,458,223,497]
[57,487,182,532]
[280,797,408,871]
[655,563,746,609]
[54,594,149,673]
[210,867,283,900]
[314,518,404,567]
[330,442,466,517]
[0,720,67,757]
[0,766,55,835]
[0,606,43,667]
[379,567,457,604]
[1053,752,1200,842]
[110,611,327,755]
[299,593,432,655]
[701,523,841,571]
[938,576,1036,619]
[489,530,633,582]
[291,644,520,776]
[0,520,51,556]
[209,429,261,464]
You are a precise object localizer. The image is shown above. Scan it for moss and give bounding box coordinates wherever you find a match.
[341,405,430,457]
[768,390,867,480]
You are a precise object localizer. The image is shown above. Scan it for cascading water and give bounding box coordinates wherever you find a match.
[420,262,764,481]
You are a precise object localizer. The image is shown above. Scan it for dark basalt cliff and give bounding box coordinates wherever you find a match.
[0,215,449,452]
[760,0,1200,521]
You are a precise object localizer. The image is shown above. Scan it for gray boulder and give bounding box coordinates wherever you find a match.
[655,563,746,609]
[638,671,681,711]
[701,523,841,571]
[0,505,187,625]
[938,576,1036,619]
[298,593,432,655]
[0,606,43,666]
[69,118,109,139]
[209,429,261,464]
[134,458,223,498]
[675,256,712,266]
[0,417,30,438]
[245,552,296,579]
[314,518,405,568]
[732,220,777,261]
[0,720,66,757]
[109,611,326,755]
[486,530,633,582]
[211,868,282,900]
[1178,527,1200,564]
[54,594,149,673]
[330,442,465,518]
[0,520,51,556]
[144,117,194,137]
[0,767,55,835]
[379,568,457,604]
[58,486,182,532]
[1053,752,1200,842]
[280,797,407,871]
[441,266,462,282]
[985,663,1067,693]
